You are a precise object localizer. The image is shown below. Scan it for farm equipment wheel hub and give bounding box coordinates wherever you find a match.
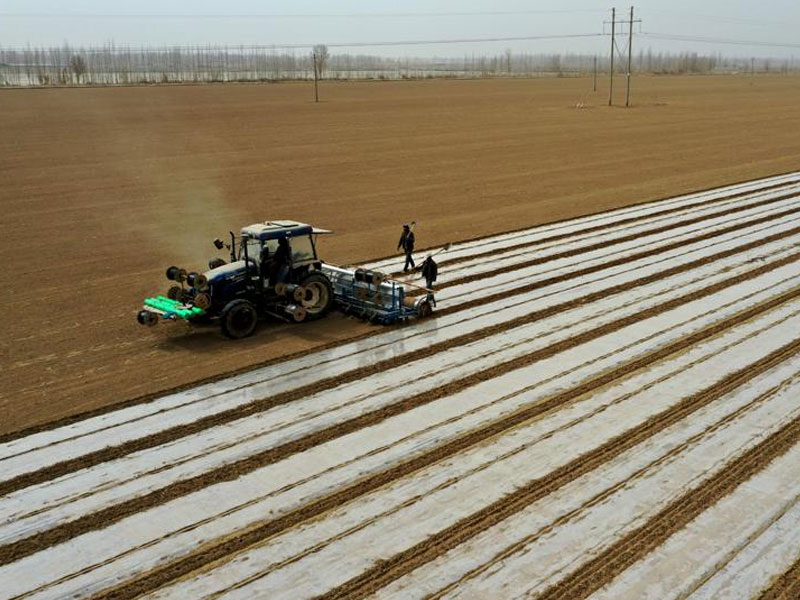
[300,272,334,317]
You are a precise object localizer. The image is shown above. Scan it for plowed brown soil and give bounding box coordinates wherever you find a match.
[3,75,800,435]
[758,556,800,599]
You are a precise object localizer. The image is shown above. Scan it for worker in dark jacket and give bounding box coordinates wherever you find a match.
[398,223,416,272]
[420,254,438,307]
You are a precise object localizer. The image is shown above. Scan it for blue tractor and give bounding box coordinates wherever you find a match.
[137,220,433,339]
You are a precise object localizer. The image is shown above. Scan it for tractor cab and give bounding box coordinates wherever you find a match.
[238,220,331,278]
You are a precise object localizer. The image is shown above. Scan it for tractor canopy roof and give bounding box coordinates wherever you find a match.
[240,220,331,241]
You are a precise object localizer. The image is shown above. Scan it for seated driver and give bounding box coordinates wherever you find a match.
[270,238,291,286]
[259,245,271,281]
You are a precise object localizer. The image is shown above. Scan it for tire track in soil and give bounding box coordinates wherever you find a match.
[536,367,800,600]
[84,282,800,600]
[424,193,800,302]
[757,557,800,599]
[431,208,800,315]
[382,177,800,274]
[433,199,798,293]
[316,337,800,600]
[405,187,800,291]
[2,181,797,447]
[2,250,800,573]
[4,205,800,503]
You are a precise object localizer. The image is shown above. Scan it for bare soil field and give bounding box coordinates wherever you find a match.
[2,74,800,435]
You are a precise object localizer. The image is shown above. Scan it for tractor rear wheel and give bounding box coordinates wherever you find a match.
[299,272,334,320]
[220,299,258,339]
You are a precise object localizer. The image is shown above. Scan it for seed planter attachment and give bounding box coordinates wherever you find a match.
[141,296,206,321]
[322,265,432,324]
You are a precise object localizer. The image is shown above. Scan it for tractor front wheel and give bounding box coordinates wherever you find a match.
[299,272,334,320]
[220,299,258,339]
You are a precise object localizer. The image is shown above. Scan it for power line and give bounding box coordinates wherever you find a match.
[0,10,607,20]
[642,9,796,28]
[0,33,606,53]
[326,33,605,49]
[642,32,800,50]
[12,29,795,54]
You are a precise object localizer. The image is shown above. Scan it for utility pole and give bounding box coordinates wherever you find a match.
[608,8,615,106]
[606,7,641,107]
[593,55,597,92]
[312,51,319,102]
[625,6,635,107]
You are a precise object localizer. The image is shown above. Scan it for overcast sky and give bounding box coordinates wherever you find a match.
[1,1,799,59]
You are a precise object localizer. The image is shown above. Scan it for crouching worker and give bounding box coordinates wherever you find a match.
[420,254,438,307]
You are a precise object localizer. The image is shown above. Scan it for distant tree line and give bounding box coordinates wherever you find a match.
[0,43,796,87]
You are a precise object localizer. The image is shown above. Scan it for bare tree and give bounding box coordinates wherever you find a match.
[69,55,87,84]
[313,44,329,78]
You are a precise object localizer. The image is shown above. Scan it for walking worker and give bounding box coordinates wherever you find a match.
[398,223,416,272]
[420,254,438,307]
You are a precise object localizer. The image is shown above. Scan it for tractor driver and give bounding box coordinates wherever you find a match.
[270,237,292,286]
[259,245,271,280]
